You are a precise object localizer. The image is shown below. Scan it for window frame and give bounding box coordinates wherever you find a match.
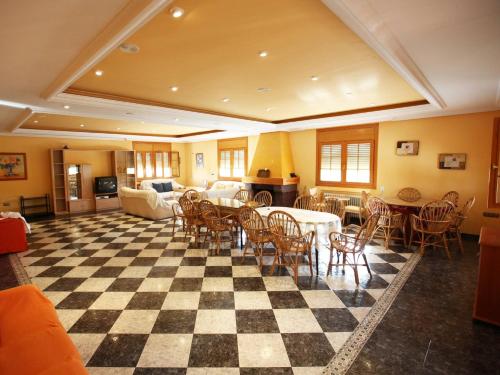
[315,124,378,188]
[135,150,180,180]
[217,147,247,181]
[488,118,500,208]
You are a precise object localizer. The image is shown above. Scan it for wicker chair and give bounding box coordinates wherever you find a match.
[409,200,455,259]
[367,196,406,249]
[178,197,206,244]
[447,196,475,253]
[183,189,201,201]
[397,187,422,202]
[322,197,346,223]
[171,202,185,235]
[267,211,315,283]
[328,213,380,284]
[442,191,459,206]
[238,206,273,268]
[233,189,251,203]
[293,195,317,210]
[253,191,272,207]
[199,199,234,255]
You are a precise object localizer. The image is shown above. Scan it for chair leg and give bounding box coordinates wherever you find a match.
[384,228,390,249]
[442,234,451,260]
[269,250,279,276]
[457,229,464,254]
[342,252,346,274]
[293,256,299,284]
[327,248,333,276]
[419,233,426,256]
[172,216,176,236]
[362,253,372,278]
[241,240,250,263]
[257,243,264,270]
[307,249,313,276]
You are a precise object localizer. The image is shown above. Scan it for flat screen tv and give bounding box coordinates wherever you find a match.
[95,176,117,195]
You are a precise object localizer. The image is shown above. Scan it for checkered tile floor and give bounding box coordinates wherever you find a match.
[18,212,412,374]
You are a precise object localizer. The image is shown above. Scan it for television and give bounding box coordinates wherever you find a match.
[95,176,117,195]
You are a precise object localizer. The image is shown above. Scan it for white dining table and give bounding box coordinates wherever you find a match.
[256,206,342,273]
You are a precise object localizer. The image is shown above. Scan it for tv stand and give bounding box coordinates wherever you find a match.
[95,193,120,212]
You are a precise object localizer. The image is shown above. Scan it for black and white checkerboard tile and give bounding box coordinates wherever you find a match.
[18,212,412,374]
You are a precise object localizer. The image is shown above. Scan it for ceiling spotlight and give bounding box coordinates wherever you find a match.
[174,118,180,122]
[345,91,353,96]
[95,70,104,76]
[310,75,319,81]
[257,87,271,93]
[259,51,268,58]
[63,105,70,109]
[119,43,140,54]
[116,128,121,131]
[170,86,179,92]
[33,120,39,123]
[222,98,230,103]
[170,7,184,18]
[265,107,273,112]
[80,124,85,127]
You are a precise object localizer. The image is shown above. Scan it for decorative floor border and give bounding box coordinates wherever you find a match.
[322,251,422,375]
[9,254,31,285]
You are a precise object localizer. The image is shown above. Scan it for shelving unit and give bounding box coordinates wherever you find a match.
[20,194,52,220]
[112,150,136,194]
[50,149,68,214]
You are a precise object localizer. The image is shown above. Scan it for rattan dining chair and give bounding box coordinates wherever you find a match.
[267,210,315,283]
[409,200,455,259]
[183,189,201,201]
[442,191,459,206]
[171,203,185,235]
[447,196,475,253]
[397,187,422,202]
[238,206,273,268]
[322,197,346,223]
[367,196,406,249]
[199,199,234,255]
[253,190,272,207]
[328,213,380,284]
[233,189,251,203]
[178,196,206,244]
[293,195,317,210]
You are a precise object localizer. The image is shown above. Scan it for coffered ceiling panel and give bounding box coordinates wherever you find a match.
[69,0,423,122]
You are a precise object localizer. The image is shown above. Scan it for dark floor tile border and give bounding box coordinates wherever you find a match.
[322,252,422,375]
[9,254,30,286]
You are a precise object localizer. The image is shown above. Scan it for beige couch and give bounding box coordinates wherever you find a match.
[120,187,177,220]
[139,178,185,200]
[203,180,246,199]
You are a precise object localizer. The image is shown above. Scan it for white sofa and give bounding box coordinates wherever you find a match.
[120,187,177,220]
[139,178,185,200]
[203,180,246,199]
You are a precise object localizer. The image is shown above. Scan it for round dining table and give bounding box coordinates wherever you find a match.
[256,206,342,274]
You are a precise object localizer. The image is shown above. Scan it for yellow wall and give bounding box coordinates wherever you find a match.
[289,110,500,234]
[249,132,295,178]
[0,136,188,211]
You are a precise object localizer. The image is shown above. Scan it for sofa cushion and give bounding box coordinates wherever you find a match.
[162,182,173,192]
[152,182,164,193]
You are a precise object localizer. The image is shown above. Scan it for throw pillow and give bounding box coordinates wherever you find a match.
[162,182,173,192]
[152,183,164,193]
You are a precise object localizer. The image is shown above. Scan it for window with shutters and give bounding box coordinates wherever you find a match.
[316,124,378,188]
[217,137,248,181]
[133,142,180,181]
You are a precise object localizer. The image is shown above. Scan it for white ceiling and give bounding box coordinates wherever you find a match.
[0,0,498,140]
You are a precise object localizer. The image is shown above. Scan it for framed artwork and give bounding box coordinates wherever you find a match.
[438,153,466,170]
[396,140,419,155]
[0,153,27,180]
[195,153,204,169]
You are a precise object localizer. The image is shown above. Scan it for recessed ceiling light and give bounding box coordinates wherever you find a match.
[265,107,273,112]
[126,112,134,115]
[310,75,319,81]
[116,128,121,131]
[140,121,145,124]
[63,105,70,109]
[33,120,39,123]
[80,124,85,127]
[170,86,179,92]
[369,102,375,106]
[174,118,180,122]
[95,70,103,76]
[345,91,353,96]
[259,50,268,58]
[170,7,184,18]
[222,98,230,103]
[119,43,140,54]
[257,87,271,93]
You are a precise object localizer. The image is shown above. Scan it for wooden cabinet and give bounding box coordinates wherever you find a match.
[95,195,120,212]
[50,149,68,214]
[474,227,500,326]
[67,164,94,214]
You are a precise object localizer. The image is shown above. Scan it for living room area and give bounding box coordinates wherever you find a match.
[1,1,499,375]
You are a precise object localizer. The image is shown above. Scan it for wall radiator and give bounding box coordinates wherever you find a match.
[322,190,362,223]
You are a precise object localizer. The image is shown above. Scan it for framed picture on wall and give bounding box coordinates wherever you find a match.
[438,153,467,170]
[396,140,419,155]
[195,153,204,169]
[0,153,27,181]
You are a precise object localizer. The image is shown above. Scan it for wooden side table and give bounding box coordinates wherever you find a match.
[474,227,500,326]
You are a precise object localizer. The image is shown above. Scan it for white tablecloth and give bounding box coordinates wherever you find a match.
[256,206,341,249]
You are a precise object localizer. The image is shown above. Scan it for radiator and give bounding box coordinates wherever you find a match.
[322,190,361,223]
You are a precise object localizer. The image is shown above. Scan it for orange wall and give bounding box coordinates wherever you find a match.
[289,110,500,234]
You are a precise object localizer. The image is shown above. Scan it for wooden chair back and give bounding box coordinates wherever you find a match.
[178,196,199,219]
[234,189,251,202]
[323,197,345,221]
[293,195,317,210]
[367,196,391,217]
[460,196,476,217]
[182,189,201,201]
[355,213,381,250]
[417,200,455,233]
[267,210,302,238]
[253,191,272,207]
[238,206,266,242]
[442,191,459,206]
[397,187,421,202]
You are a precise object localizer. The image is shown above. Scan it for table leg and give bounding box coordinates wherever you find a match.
[314,224,319,275]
